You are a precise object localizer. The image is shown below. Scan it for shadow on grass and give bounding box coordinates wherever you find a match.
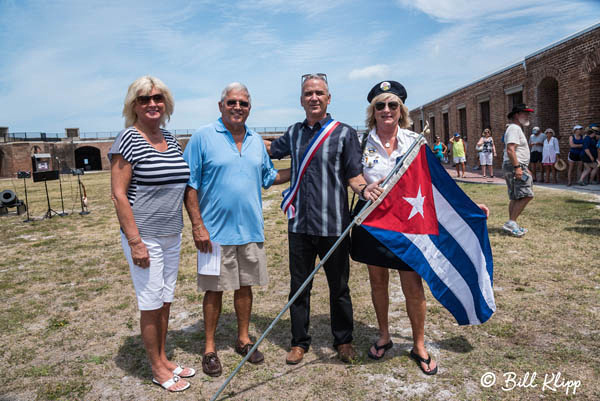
[564,217,600,235]
[115,311,379,380]
[565,198,600,206]
[487,227,511,236]
[564,226,600,235]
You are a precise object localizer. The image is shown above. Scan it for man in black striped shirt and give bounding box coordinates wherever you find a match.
[266,74,381,364]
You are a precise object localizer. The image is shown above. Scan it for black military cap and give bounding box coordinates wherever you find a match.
[367,80,407,103]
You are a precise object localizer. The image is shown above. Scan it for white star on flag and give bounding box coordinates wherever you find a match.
[403,185,426,220]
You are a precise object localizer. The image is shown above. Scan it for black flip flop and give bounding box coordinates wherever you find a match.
[367,340,393,360]
[409,349,438,375]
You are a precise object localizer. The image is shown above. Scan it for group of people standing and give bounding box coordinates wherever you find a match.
[566,124,600,186]
[433,122,600,187]
[432,129,497,179]
[528,126,562,184]
[109,75,446,392]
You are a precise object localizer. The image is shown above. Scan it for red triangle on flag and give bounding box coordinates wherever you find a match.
[362,146,439,235]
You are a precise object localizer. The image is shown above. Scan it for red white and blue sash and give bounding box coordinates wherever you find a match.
[281,119,340,219]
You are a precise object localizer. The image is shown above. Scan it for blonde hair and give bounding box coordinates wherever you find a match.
[122,75,174,128]
[365,93,412,130]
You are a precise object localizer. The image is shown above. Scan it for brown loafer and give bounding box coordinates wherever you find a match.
[235,342,264,364]
[285,346,305,365]
[202,352,222,377]
[337,343,356,363]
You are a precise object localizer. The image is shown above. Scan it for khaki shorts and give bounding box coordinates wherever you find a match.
[503,163,534,200]
[197,242,268,292]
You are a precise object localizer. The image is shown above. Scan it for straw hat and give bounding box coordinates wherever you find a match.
[554,158,567,172]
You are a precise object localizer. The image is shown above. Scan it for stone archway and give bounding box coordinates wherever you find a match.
[75,146,102,171]
[589,66,600,124]
[537,77,559,134]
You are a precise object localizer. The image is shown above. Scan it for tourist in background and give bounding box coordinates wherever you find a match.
[529,126,544,182]
[542,128,560,184]
[432,136,447,163]
[502,103,534,237]
[449,132,466,178]
[476,128,496,178]
[578,124,599,185]
[567,125,584,186]
[109,76,193,392]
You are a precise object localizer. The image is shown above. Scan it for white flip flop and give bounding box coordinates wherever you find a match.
[173,365,196,378]
[152,375,190,392]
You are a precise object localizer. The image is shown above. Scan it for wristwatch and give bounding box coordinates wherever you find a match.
[513,165,521,168]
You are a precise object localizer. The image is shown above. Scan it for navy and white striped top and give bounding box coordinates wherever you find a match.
[108,127,190,237]
[270,114,362,236]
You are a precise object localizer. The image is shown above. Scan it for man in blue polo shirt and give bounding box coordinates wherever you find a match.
[183,82,289,377]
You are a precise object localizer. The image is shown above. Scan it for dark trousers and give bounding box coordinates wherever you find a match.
[288,232,353,351]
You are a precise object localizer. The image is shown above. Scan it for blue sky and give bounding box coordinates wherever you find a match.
[1,0,599,133]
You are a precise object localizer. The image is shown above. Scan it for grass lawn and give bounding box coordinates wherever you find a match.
[0,164,598,400]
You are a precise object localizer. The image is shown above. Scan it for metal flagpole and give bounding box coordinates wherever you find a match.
[210,133,426,401]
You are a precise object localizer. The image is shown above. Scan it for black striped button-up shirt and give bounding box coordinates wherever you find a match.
[270,114,362,236]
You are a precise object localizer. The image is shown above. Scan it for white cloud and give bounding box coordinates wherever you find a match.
[237,0,348,17]
[348,64,391,80]
[395,0,545,22]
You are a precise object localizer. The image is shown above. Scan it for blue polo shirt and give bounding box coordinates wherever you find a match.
[183,118,278,245]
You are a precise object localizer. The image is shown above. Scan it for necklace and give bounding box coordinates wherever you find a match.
[385,142,391,148]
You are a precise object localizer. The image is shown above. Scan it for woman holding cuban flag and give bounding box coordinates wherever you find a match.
[351,81,490,375]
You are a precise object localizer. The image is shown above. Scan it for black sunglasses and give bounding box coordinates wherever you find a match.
[375,101,399,111]
[225,99,250,108]
[136,94,165,105]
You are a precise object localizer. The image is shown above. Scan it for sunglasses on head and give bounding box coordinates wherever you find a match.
[375,101,399,111]
[225,99,250,108]
[301,73,328,87]
[136,94,165,105]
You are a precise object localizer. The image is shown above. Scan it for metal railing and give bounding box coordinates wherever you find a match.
[3,125,368,142]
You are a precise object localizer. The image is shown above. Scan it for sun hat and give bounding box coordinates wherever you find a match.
[554,158,567,172]
[507,103,534,119]
[532,127,540,134]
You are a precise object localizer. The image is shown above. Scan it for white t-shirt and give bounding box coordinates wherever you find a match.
[503,123,530,165]
[361,127,424,184]
[529,133,545,152]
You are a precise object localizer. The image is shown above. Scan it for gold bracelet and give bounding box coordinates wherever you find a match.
[127,235,141,244]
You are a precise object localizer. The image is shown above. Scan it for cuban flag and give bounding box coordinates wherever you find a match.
[356,143,495,325]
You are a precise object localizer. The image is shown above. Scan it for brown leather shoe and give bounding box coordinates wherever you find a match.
[337,343,356,363]
[202,352,222,377]
[285,346,305,365]
[235,342,264,364]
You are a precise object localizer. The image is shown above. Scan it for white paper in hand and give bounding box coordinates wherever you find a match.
[197,241,221,276]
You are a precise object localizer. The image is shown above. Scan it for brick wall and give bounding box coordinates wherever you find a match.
[410,25,600,182]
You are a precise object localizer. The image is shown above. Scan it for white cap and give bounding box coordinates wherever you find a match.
[532,127,540,134]
[573,124,583,130]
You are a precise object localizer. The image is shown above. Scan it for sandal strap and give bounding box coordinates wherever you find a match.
[373,341,392,351]
[411,350,431,364]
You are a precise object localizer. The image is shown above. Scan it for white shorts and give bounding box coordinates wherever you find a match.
[120,232,182,311]
[479,152,493,166]
[453,156,466,164]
